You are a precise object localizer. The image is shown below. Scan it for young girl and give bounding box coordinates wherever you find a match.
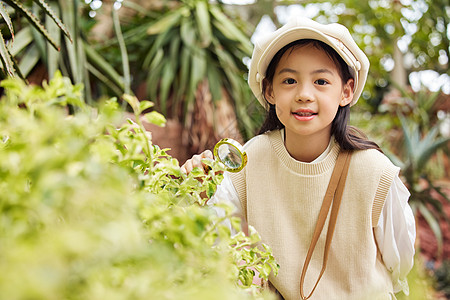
[181,17,415,300]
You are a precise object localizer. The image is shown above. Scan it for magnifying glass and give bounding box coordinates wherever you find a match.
[213,138,247,172]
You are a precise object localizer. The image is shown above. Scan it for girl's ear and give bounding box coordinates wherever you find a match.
[340,78,354,107]
[263,79,276,105]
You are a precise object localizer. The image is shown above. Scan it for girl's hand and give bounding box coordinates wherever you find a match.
[180,150,214,174]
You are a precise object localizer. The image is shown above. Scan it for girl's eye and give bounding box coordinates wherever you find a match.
[283,78,297,84]
[315,79,328,85]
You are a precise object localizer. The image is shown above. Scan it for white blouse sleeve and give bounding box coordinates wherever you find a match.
[374,175,416,295]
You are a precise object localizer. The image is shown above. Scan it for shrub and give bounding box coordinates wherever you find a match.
[0,73,278,300]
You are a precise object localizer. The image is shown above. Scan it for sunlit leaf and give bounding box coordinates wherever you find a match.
[195,1,212,47]
[143,111,166,127]
[139,100,154,113]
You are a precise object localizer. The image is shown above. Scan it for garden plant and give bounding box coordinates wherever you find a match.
[0,73,278,300]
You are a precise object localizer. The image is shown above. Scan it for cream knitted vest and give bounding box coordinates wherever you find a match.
[229,130,400,300]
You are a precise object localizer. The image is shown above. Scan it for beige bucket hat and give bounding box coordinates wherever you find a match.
[249,17,369,107]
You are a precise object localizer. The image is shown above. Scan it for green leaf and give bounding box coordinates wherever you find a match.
[189,49,206,95]
[206,181,216,198]
[210,6,252,54]
[34,0,72,42]
[416,125,450,170]
[45,1,61,79]
[83,42,125,92]
[123,94,140,114]
[195,1,212,47]
[8,27,33,56]
[58,0,79,81]
[4,0,60,51]
[418,203,443,259]
[159,64,175,115]
[175,47,190,106]
[0,1,14,40]
[112,8,131,95]
[139,101,154,113]
[207,64,222,101]
[180,17,196,48]
[0,30,16,77]
[18,44,40,77]
[146,8,185,35]
[85,63,124,97]
[143,111,166,127]
[146,28,176,65]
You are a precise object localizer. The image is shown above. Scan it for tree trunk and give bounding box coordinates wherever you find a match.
[391,0,407,91]
[392,38,407,90]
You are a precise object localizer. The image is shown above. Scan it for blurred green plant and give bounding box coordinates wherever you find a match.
[1,0,127,103]
[107,0,261,139]
[390,113,449,258]
[370,87,449,259]
[378,87,443,130]
[0,73,278,299]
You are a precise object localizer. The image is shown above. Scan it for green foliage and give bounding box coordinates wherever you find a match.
[108,0,260,138]
[312,0,449,110]
[0,73,278,299]
[0,0,71,78]
[392,113,449,258]
[2,0,127,103]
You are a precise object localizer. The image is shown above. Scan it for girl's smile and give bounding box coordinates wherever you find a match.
[292,108,317,121]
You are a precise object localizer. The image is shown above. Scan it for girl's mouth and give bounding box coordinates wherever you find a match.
[292,110,317,121]
[293,111,316,117]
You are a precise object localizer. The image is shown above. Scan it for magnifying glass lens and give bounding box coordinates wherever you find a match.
[213,138,247,172]
[218,144,242,169]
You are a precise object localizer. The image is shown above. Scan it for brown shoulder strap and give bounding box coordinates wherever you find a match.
[299,150,352,299]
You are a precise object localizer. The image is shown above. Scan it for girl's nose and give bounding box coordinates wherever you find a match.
[295,84,314,102]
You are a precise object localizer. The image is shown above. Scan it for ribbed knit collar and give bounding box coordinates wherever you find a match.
[267,129,340,175]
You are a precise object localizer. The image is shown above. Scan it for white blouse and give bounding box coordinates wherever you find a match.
[209,133,416,295]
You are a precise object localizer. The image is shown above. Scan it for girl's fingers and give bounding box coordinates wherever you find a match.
[181,150,214,175]
[203,150,213,160]
[192,154,202,167]
[181,160,192,174]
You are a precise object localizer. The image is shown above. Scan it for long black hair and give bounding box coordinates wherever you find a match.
[258,39,381,152]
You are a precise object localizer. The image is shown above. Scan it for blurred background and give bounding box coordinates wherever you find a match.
[1,0,449,298]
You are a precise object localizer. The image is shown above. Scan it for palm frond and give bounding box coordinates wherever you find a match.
[3,0,60,51]
[0,30,15,77]
[0,1,14,41]
[33,0,72,42]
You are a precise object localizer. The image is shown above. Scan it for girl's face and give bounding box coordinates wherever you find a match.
[264,44,354,143]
